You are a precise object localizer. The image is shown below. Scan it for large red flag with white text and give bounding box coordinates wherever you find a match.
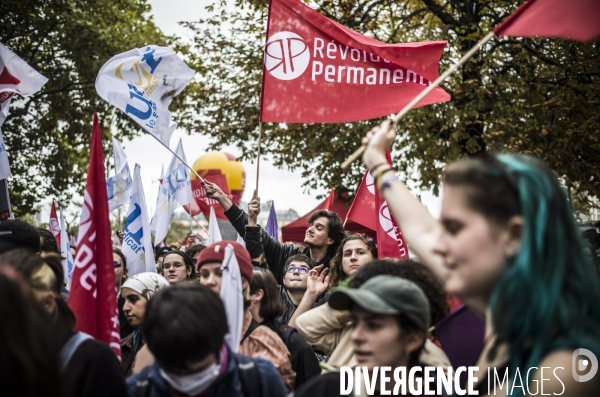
[494,0,600,41]
[69,114,121,359]
[260,0,450,123]
[49,200,61,248]
[346,152,408,258]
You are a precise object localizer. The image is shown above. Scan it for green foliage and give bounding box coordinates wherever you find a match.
[165,221,191,245]
[182,0,600,207]
[0,0,176,216]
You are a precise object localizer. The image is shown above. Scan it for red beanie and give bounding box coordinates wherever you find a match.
[196,241,253,282]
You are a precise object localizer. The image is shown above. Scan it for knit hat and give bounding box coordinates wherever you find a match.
[196,241,252,282]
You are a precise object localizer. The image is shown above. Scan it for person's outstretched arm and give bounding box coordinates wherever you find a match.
[362,120,445,279]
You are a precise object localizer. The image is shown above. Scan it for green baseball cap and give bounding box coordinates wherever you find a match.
[329,275,430,332]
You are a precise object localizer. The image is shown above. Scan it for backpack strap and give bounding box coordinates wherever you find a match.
[241,319,261,343]
[59,332,92,372]
[234,354,262,397]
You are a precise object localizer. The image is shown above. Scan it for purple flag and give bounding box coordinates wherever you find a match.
[266,202,278,240]
[434,305,485,387]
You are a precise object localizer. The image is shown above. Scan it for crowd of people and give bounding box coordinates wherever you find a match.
[2,121,600,396]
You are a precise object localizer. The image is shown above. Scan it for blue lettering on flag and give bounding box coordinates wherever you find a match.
[142,47,163,74]
[124,203,144,254]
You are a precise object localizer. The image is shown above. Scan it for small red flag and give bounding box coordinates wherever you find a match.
[68,114,121,359]
[494,0,600,41]
[260,0,450,123]
[347,152,408,259]
[49,200,61,248]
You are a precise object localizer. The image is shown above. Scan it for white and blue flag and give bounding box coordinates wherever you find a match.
[95,46,194,146]
[150,139,192,243]
[106,137,132,211]
[123,164,155,276]
[59,209,74,290]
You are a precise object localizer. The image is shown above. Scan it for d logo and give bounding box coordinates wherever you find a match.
[265,31,310,80]
[572,348,598,382]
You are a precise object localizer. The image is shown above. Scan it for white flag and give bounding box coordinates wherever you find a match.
[207,206,222,245]
[164,139,192,207]
[122,164,156,276]
[150,139,192,243]
[220,244,243,353]
[0,42,48,178]
[95,46,194,146]
[106,137,133,211]
[59,209,74,290]
[0,128,10,180]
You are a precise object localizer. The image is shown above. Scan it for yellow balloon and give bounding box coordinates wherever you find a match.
[192,152,246,197]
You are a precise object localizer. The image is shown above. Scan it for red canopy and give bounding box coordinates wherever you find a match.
[281,188,376,243]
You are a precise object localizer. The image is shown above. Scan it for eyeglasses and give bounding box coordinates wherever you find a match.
[286,266,309,274]
[113,261,122,268]
[162,262,184,270]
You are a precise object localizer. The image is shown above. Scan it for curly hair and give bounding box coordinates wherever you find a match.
[348,258,449,326]
[328,233,377,289]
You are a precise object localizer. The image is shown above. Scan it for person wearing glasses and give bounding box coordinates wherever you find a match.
[273,254,324,326]
[161,251,195,284]
[288,234,376,329]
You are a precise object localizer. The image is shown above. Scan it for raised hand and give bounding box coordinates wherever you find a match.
[203,180,232,211]
[362,120,396,170]
[248,189,260,227]
[306,264,330,297]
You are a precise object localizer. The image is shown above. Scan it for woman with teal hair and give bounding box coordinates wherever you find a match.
[360,121,600,395]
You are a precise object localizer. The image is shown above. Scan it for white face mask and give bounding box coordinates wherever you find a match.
[160,362,221,396]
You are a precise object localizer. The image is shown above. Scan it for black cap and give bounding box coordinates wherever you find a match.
[0,219,41,255]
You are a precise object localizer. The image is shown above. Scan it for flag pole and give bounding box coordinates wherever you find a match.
[189,202,193,233]
[341,31,496,170]
[256,122,262,192]
[149,134,206,183]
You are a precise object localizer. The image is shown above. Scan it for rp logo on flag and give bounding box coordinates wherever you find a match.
[265,31,310,80]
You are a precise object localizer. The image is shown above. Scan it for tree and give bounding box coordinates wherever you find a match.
[183,0,600,207]
[0,0,181,216]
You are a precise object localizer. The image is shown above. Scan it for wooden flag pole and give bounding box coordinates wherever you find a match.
[256,122,263,193]
[341,31,496,170]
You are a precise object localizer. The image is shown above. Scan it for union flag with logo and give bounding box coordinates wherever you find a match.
[260,0,450,123]
[346,151,408,259]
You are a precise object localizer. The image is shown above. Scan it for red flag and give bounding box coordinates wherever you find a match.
[347,152,408,258]
[68,114,121,359]
[494,0,600,41]
[323,187,335,210]
[49,200,61,248]
[260,0,450,123]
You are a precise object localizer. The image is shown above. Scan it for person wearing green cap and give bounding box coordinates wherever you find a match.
[294,275,433,396]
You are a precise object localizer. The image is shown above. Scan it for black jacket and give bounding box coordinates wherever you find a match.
[224,204,334,283]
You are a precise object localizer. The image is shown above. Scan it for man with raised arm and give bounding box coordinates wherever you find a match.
[205,182,344,284]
